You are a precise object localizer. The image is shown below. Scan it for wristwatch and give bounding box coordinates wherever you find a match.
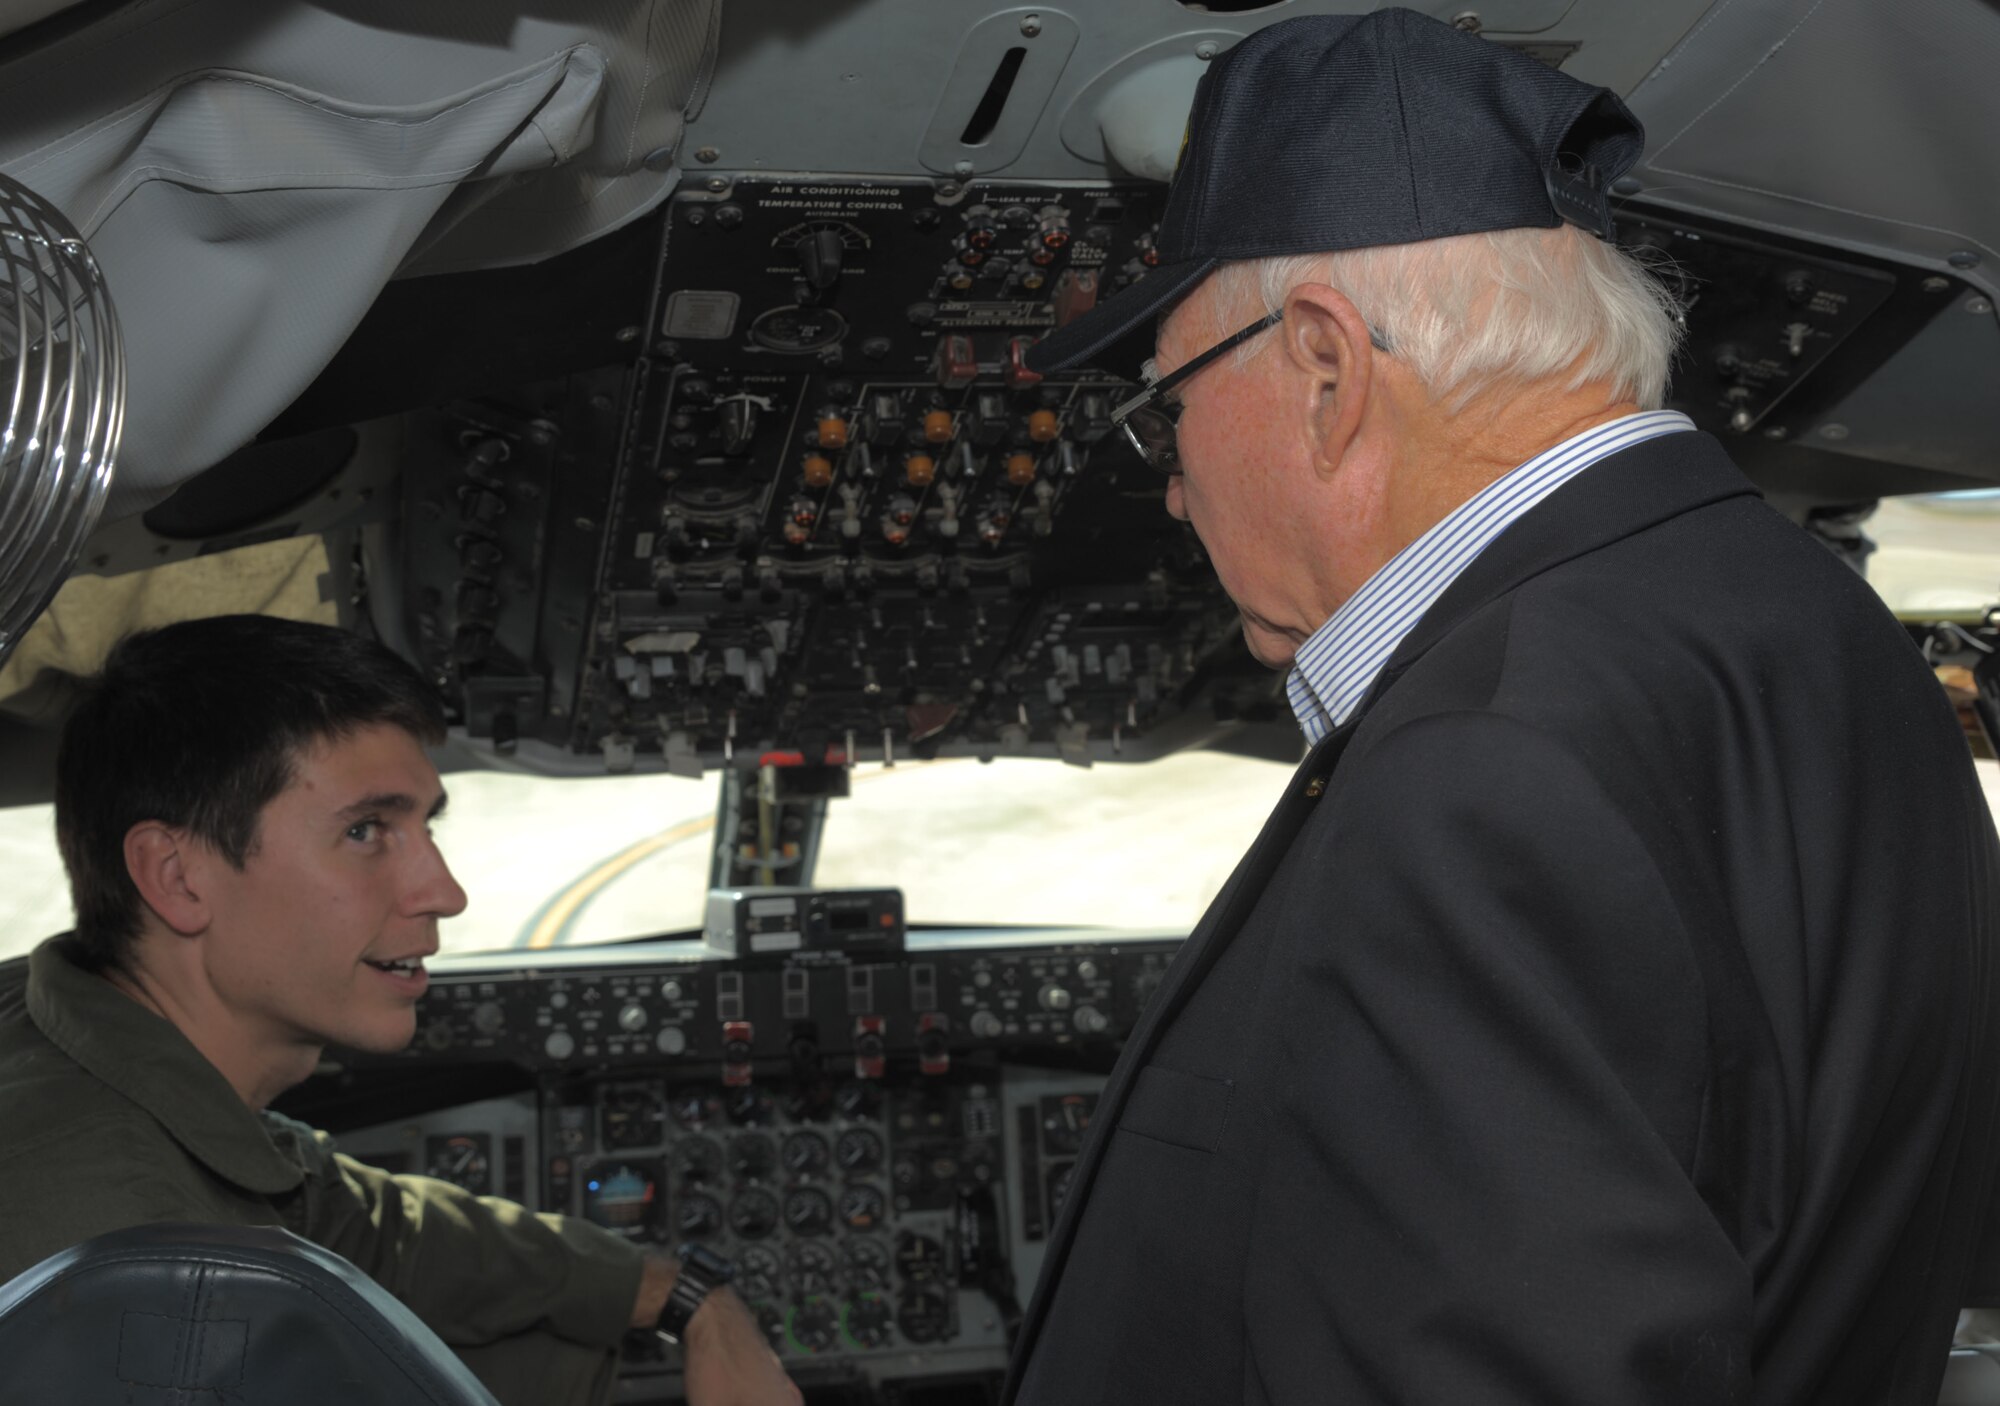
[656,1241,736,1344]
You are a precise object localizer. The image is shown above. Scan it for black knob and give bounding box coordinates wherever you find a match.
[718,397,758,455]
[798,230,845,291]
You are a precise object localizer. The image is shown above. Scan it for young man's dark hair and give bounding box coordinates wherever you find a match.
[53,614,446,971]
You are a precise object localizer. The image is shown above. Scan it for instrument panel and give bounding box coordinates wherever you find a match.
[312,932,1172,1402]
[354,173,1992,782]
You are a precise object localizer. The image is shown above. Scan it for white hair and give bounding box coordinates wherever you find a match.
[1208,224,1685,413]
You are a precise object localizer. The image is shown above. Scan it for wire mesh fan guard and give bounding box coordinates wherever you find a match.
[0,172,123,666]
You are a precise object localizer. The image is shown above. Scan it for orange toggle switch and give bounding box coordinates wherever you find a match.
[1006,452,1037,486]
[802,453,835,488]
[1027,409,1060,443]
[923,410,955,443]
[905,454,937,487]
[817,417,849,450]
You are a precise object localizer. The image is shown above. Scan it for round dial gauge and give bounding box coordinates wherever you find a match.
[672,1135,723,1185]
[788,1296,840,1353]
[896,1286,950,1345]
[781,1131,830,1178]
[845,1292,893,1349]
[728,1188,779,1240]
[726,1086,776,1127]
[834,1081,882,1120]
[425,1134,490,1192]
[738,1245,783,1301]
[787,1240,837,1297]
[784,1187,834,1237]
[838,1183,886,1233]
[728,1133,776,1182]
[841,1237,890,1293]
[835,1129,883,1173]
[676,1193,722,1241]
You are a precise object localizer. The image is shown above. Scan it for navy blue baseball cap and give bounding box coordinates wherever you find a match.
[1027,7,1645,372]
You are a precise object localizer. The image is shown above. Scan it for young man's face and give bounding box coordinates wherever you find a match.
[192,722,467,1059]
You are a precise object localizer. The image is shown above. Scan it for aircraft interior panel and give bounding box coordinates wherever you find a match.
[292,930,1177,1402]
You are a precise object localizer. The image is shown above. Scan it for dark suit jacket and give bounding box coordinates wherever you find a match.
[1005,431,2000,1405]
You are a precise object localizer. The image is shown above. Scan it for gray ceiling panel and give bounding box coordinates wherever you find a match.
[1624,0,2000,291]
[688,0,1709,183]
[1808,292,2000,480]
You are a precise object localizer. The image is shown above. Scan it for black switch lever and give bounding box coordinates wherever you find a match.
[797,229,846,291]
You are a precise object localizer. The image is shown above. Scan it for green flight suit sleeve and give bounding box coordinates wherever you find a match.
[263,1112,645,1350]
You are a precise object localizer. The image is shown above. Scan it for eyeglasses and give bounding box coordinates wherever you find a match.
[1109,310,1391,475]
[1110,311,1284,476]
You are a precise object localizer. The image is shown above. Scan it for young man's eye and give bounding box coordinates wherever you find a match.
[346,819,382,843]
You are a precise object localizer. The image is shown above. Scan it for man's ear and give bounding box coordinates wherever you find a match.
[1279,283,1376,479]
[124,822,212,937]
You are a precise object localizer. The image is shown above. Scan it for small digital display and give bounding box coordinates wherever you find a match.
[826,906,870,931]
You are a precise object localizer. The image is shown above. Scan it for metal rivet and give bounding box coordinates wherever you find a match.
[641,147,676,173]
[1970,297,1995,316]
[1195,40,1219,60]
[1452,11,1483,32]
[1019,13,1041,36]
[1612,176,1643,196]
[953,160,974,179]
[1763,425,1789,440]
[615,325,641,343]
[694,146,720,164]
[1923,276,1952,293]
[1817,423,1850,441]
[705,176,728,193]
[1947,250,1981,269]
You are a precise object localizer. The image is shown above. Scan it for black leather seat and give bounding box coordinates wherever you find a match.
[0,1222,499,1405]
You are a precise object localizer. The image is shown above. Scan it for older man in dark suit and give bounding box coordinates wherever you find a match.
[1004,10,2000,1405]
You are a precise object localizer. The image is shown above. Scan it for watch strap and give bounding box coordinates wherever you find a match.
[656,1242,735,1343]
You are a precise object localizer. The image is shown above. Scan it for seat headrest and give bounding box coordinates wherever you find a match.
[0,1222,500,1405]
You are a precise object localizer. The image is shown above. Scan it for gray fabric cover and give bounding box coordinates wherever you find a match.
[0,0,717,521]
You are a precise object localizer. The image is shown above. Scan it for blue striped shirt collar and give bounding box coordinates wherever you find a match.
[1287,409,1696,744]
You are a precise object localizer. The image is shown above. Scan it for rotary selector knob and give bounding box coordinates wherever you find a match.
[1038,983,1073,1013]
[423,1023,453,1051]
[471,1002,504,1034]
[543,1030,576,1060]
[796,229,846,291]
[1075,959,1099,981]
[969,1011,1003,1040]
[1073,1006,1108,1035]
[656,1026,688,1056]
[660,979,684,1001]
[618,1003,648,1032]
